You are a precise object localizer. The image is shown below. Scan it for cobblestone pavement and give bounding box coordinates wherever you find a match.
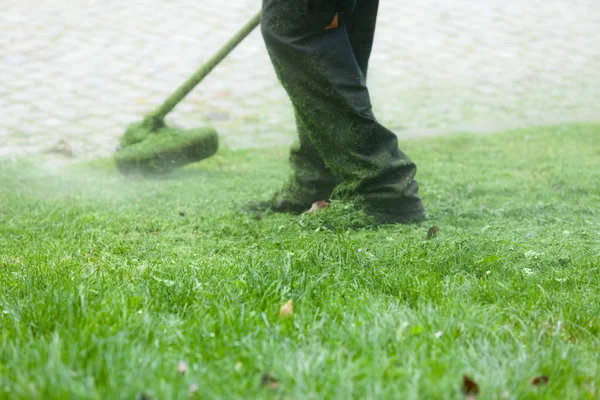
[1,0,599,159]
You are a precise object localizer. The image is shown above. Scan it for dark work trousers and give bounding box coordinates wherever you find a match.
[261,0,424,221]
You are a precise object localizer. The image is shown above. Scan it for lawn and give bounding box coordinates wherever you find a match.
[1,123,599,399]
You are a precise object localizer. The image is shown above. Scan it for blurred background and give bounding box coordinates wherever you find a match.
[1,0,599,159]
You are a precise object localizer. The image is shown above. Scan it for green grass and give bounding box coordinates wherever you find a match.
[1,123,599,399]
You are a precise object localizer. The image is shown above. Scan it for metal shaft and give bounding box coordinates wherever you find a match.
[152,11,262,120]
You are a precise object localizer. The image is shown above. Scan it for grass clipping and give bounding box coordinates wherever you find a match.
[115,126,218,175]
[296,200,375,231]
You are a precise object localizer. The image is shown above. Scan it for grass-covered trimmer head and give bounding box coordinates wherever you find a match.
[114,11,261,176]
[115,122,218,176]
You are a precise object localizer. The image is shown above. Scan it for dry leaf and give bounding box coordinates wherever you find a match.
[260,373,280,389]
[46,139,73,157]
[531,376,549,386]
[279,300,293,318]
[306,201,330,214]
[189,383,199,395]
[28,384,39,398]
[461,375,480,399]
[427,225,440,239]
[177,360,188,375]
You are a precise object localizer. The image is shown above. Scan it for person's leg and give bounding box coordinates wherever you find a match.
[345,0,379,78]
[274,0,376,212]
[269,110,340,213]
[261,0,425,223]
[256,1,341,213]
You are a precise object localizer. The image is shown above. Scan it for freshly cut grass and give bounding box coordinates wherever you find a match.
[1,123,599,399]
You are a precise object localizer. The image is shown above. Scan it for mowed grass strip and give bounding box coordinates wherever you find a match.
[1,123,599,399]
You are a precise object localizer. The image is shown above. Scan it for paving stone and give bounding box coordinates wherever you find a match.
[1,0,599,159]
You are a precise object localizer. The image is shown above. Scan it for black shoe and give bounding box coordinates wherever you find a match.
[245,183,333,215]
[244,196,311,214]
[366,207,426,225]
[358,178,426,225]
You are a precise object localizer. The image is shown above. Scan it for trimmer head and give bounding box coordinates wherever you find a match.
[113,11,261,176]
[115,125,219,175]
